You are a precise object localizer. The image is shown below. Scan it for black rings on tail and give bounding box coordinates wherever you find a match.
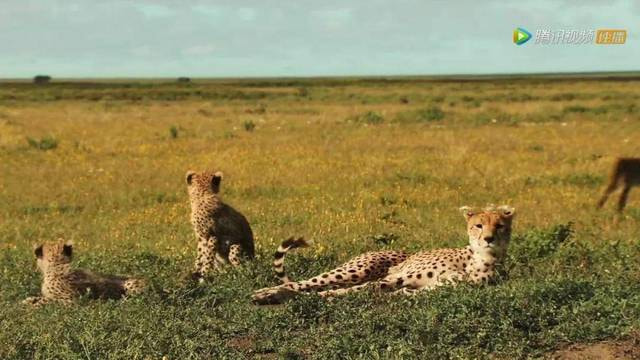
[273,237,309,283]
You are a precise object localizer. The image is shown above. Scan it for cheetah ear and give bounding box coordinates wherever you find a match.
[459,206,475,221]
[186,170,196,185]
[211,171,223,193]
[62,242,73,257]
[34,244,43,259]
[498,205,515,218]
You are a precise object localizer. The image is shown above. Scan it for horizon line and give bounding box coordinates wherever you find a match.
[2,69,640,82]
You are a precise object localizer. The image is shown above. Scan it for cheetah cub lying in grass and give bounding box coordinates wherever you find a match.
[253,205,515,304]
[186,170,255,281]
[22,241,146,306]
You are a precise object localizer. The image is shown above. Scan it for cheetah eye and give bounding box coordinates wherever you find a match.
[475,224,483,229]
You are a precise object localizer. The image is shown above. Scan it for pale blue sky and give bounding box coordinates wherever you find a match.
[1,0,638,78]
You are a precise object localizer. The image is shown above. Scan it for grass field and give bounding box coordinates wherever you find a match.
[1,76,639,359]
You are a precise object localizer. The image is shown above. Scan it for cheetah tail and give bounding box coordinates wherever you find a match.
[273,237,309,283]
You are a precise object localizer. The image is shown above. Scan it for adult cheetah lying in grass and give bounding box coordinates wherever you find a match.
[186,170,255,281]
[253,205,515,304]
[22,241,146,306]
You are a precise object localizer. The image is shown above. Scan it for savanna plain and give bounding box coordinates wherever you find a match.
[1,75,639,359]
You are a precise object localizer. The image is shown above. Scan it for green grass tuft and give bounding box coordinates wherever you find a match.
[26,136,58,150]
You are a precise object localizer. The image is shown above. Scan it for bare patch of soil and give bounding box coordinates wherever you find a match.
[550,339,640,360]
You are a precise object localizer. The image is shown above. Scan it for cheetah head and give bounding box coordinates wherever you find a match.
[460,205,515,256]
[186,170,224,197]
[33,241,73,273]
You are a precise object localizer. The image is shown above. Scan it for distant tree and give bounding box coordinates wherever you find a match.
[177,77,191,83]
[33,75,51,84]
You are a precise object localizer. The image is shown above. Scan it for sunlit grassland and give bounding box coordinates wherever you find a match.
[0,77,639,359]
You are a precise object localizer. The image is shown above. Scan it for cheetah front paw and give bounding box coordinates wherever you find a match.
[252,285,300,305]
[22,296,45,307]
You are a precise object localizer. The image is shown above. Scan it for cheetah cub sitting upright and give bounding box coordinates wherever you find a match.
[22,241,146,306]
[186,170,255,280]
[253,205,515,304]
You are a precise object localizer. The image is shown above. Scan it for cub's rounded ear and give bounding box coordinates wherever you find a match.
[62,242,73,257]
[186,170,196,185]
[459,206,475,221]
[498,205,515,218]
[33,244,44,259]
[211,171,223,193]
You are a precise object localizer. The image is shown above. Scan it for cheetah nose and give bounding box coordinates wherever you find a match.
[484,236,494,243]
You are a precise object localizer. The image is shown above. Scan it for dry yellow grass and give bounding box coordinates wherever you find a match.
[1,79,638,257]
